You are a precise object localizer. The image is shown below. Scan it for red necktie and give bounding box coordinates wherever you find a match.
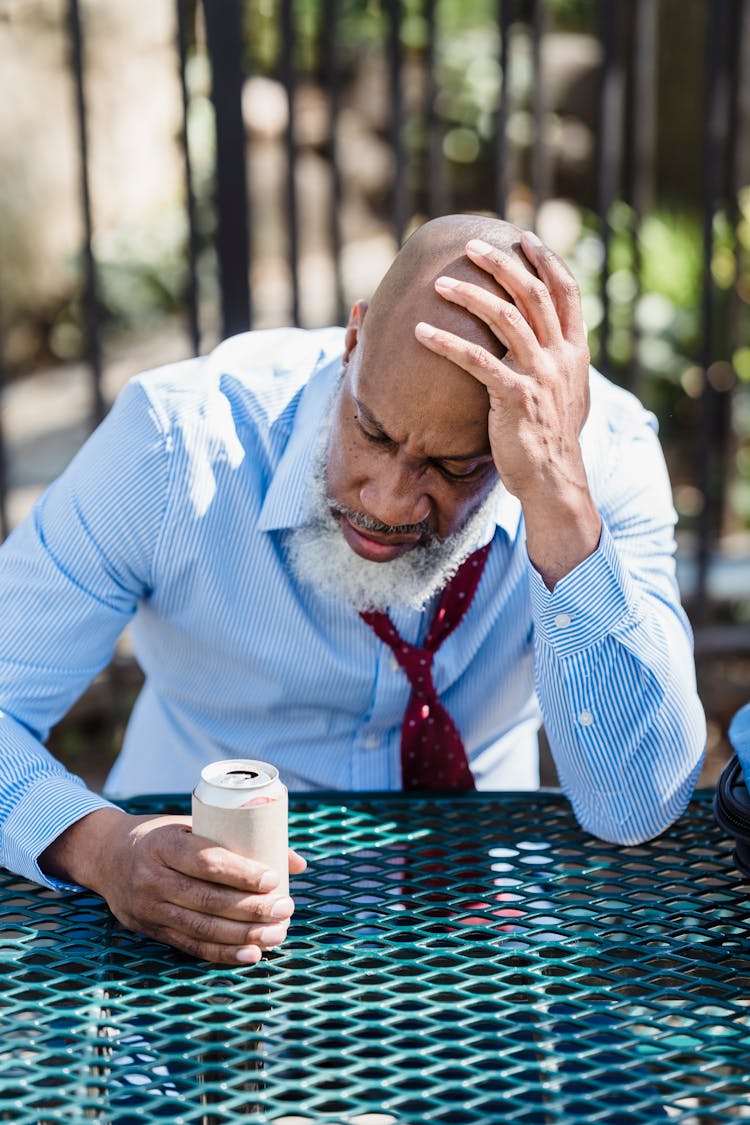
[360,542,492,790]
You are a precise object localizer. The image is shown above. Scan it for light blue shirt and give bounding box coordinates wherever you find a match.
[0,328,706,888]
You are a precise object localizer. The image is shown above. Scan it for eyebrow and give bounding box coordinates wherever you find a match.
[354,397,493,462]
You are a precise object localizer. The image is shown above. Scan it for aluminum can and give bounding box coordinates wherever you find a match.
[192,759,289,895]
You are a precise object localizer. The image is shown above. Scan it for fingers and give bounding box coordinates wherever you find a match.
[461,233,585,347]
[132,871,296,965]
[517,231,587,344]
[164,864,295,925]
[434,275,539,366]
[464,238,561,348]
[146,896,294,965]
[149,923,283,966]
[415,321,522,397]
[167,832,306,888]
[158,822,281,893]
[427,233,588,387]
[289,847,307,875]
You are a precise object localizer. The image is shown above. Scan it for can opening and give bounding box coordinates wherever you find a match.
[225,769,260,783]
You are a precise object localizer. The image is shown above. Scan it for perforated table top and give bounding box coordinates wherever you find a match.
[1,790,749,1124]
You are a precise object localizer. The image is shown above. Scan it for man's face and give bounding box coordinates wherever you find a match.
[325,312,499,562]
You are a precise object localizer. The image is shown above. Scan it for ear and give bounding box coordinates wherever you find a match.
[343,300,368,363]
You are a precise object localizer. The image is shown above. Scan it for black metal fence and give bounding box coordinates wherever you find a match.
[1,0,749,636]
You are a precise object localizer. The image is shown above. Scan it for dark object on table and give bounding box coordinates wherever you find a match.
[714,701,750,877]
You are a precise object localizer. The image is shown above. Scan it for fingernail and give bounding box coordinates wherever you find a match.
[435,275,459,289]
[236,946,261,964]
[259,922,288,946]
[522,229,543,247]
[271,895,294,919]
[259,870,279,893]
[466,238,492,255]
[415,321,436,339]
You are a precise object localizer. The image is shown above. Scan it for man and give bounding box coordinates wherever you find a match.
[0,215,705,965]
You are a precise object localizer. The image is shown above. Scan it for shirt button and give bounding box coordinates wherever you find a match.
[578,710,594,727]
[554,613,572,629]
[389,656,400,671]
[364,735,379,750]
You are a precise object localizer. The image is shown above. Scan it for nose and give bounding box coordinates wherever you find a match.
[359,458,431,530]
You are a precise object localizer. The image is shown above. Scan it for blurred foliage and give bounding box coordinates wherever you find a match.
[567,194,749,533]
[545,0,598,30]
[241,0,598,74]
[94,215,189,332]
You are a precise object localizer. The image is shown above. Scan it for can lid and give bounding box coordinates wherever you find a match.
[199,759,279,790]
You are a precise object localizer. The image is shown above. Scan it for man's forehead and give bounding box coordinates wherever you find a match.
[355,314,491,400]
[347,335,491,454]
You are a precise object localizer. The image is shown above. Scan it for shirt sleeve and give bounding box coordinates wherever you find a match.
[0,378,172,888]
[529,410,706,845]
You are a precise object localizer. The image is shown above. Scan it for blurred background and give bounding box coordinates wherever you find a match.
[0,0,748,791]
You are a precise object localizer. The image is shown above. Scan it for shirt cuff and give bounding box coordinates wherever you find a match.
[529,521,636,657]
[3,775,118,892]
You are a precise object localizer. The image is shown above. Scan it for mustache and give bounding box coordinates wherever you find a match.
[329,501,433,540]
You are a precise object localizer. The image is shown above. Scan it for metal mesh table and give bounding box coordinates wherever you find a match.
[1,791,750,1124]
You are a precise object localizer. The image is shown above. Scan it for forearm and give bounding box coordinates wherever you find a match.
[39,806,132,891]
[0,713,118,889]
[523,477,602,590]
[531,525,706,844]
[536,631,705,844]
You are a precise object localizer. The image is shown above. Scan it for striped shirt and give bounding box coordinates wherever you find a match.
[0,328,706,889]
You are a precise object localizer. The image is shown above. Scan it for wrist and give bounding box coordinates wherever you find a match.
[39,807,133,893]
[522,485,602,590]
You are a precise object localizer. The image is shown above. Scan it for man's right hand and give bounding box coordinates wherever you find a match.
[39,807,306,965]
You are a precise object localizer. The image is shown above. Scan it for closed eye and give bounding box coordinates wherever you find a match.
[357,418,394,447]
[435,460,490,482]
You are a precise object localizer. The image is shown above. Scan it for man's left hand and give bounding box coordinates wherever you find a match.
[415,230,601,589]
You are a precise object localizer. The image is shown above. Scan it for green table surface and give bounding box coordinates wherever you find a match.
[1,790,749,1124]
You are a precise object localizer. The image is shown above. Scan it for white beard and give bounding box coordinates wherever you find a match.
[286,425,502,613]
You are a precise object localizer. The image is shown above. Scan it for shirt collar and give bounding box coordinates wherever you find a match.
[257,354,342,532]
[257,354,524,542]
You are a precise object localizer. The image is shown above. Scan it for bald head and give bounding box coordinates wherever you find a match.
[365,213,527,359]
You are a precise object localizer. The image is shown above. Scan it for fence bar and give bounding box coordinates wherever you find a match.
[624,0,658,397]
[529,0,548,220]
[495,0,513,218]
[385,0,407,244]
[629,0,657,220]
[696,0,733,619]
[726,0,746,367]
[0,312,8,540]
[176,0,201,355]
[203,0,251,337]
[738,0,750,193]
[424,0,446,218]
[67,0,104,425]
[323,0,346,325]
[280,0,300,326]
[595,0,624,373]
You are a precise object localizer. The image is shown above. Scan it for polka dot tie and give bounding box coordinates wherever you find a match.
[360,542,492,791]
